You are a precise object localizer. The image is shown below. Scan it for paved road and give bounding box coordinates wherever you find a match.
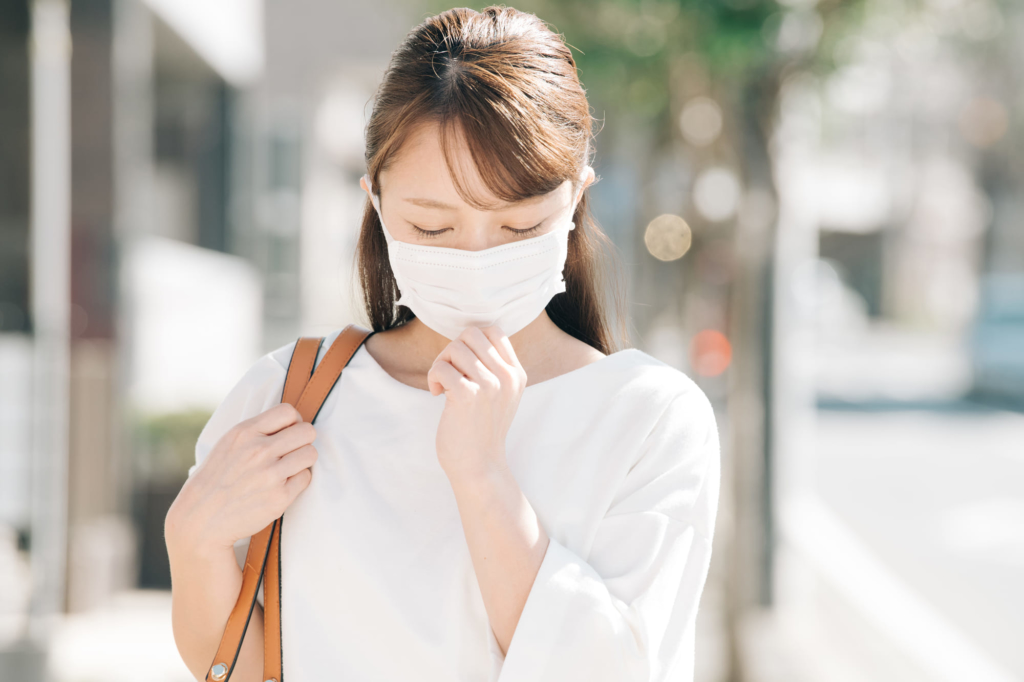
[815,407,1024,677]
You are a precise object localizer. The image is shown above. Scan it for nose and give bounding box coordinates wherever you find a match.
[457,222,503,252]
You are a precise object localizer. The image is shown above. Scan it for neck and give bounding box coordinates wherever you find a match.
[400,312,561,373]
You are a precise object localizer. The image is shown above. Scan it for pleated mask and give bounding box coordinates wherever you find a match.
[363,173,583,340]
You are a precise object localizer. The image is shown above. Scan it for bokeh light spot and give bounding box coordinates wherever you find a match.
[690,329,732,377]
[958,97,1008,149]
[693,167,742,222]
[644,214,693,262]
[679,97,723,146]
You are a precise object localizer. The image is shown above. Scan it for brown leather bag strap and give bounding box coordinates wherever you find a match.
[262,513,284,681]
[205,336,320,682]
[206,324,374,682]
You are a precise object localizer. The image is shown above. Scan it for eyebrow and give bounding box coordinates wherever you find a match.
[403,197,459,210]
[402,193,549,211]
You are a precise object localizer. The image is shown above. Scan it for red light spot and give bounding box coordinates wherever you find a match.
[690,329,732,377]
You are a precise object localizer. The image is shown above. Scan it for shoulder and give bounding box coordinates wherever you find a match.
[591,349,720,536]
[605,349,719,474]
[191,328,349,474]
[268,327,346,373]
[604,347,713,419]
[611,351,720,516]
[558,346,717,462]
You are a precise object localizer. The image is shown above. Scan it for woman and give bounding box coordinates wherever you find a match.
[166,6,719,682]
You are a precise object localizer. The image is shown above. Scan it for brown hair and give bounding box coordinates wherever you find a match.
[357,5,629,353]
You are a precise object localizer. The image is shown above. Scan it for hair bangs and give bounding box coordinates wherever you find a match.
[434,86,574,211]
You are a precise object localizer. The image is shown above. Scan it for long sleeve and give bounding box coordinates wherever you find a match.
[498,383,721,682]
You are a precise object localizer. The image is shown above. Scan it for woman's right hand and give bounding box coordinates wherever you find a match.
[166,402,319,555]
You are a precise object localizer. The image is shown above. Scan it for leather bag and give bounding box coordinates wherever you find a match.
[205,323,374,681]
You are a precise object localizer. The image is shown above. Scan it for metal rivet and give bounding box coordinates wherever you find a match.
[210,663,228,681]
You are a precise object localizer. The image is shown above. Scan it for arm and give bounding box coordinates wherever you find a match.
[427,326,720,680]
[164,353,315,681]
[446,466,550,656]
[472,389,720,682]
[165,514,265,681]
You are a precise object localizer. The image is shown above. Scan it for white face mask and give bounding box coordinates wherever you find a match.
[363,172,586,340]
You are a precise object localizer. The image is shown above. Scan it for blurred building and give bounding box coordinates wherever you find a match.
[1,1,417,674]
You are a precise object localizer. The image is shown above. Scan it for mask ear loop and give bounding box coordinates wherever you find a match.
[363,174,380,210]
[363,174,394,244]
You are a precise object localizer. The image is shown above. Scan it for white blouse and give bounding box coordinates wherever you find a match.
[190,326,720,681]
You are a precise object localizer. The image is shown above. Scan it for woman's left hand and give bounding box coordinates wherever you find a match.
[427,325,527,481]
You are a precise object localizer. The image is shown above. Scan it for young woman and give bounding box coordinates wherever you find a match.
[166,6,719,682]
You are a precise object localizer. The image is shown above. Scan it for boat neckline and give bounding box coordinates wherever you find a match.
[356,343,640,397]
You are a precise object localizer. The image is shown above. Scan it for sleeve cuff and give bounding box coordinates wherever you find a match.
[498,536,596,680]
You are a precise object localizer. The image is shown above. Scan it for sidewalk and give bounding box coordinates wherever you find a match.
[47,590,191,682]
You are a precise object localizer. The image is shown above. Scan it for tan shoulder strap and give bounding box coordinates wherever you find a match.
[206,323,374,682]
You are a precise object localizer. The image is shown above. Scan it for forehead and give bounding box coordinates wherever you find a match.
[381,120,564,211]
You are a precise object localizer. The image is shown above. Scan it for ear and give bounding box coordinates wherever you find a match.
[360,174,371,195]
[573,166,596,206]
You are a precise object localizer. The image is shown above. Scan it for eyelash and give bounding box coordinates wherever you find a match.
[412,223,543,239]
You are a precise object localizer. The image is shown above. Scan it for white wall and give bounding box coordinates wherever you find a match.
[123,235,263,416]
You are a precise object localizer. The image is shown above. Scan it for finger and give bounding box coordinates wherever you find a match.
[446,340,494,385]
[274,443,318,479]
[459,327,509,376]
[261,421,317,460]
[479,326,521,370]
[282,467,312,503]
[428,360,472,396]
[249,402,304,436]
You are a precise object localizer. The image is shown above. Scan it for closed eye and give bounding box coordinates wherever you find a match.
[411,223,544,239]
[505,223,543,236]
[411,225,450,238]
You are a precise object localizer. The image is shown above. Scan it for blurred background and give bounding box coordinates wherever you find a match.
[1,0,1022,680]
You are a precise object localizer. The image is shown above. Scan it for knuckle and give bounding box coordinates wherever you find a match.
[260,468,281,491]
[270,402,295,420]
[248,438,271,460]
[224,423,246,447]
[230,438,255,463]
[292,469,313,492]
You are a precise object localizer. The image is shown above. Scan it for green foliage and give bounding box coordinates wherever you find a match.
[132,409,212,481]
[408,1,781,117]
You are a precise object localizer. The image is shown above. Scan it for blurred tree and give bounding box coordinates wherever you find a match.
[132,409,212,482]
[129,408,211,589]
